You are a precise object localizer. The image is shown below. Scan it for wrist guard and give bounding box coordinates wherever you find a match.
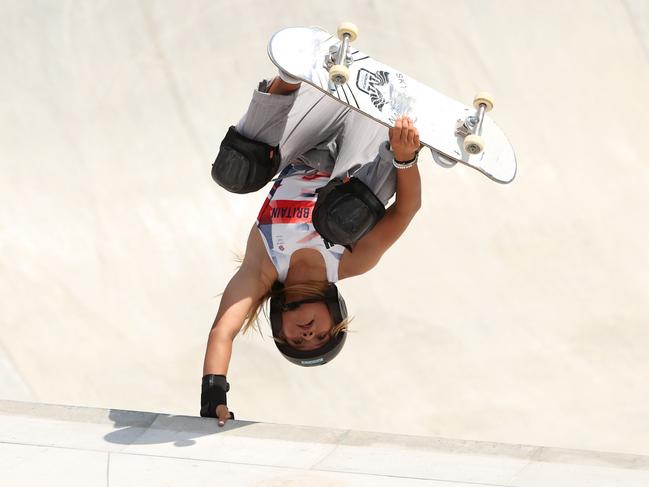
[200,374,229,418]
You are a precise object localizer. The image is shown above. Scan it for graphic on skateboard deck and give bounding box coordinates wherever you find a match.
[268,24,517,184]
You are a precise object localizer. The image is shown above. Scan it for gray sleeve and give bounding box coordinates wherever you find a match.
[327,108,395,204]
[235,80,299,146]
[350,141,397,206]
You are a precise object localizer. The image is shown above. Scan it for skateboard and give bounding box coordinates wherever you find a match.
[268,23,517,184]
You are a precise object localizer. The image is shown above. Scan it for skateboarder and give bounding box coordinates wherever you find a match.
[201,73,421,425]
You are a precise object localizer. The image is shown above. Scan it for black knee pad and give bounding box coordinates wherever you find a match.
[313,177,386,246]
[211,126,280,194]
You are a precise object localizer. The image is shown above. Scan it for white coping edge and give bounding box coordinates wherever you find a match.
[1,399,648,471]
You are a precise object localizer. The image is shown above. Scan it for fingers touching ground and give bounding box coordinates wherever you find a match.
[216,404,230,426]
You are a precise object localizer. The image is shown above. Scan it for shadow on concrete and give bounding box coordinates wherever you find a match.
[103,408,253,447]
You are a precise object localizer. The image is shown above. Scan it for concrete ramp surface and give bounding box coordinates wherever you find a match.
[2,400,649,487]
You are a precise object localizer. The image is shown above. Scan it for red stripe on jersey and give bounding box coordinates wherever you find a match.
[301,171,331,181]
[296,231,321,244]
[257,196,272,224]
[257,199,315,224]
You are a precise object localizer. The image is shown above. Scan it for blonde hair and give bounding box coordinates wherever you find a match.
[242,280,350,340]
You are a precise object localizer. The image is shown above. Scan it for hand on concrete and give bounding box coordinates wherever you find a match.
[216,404,231,427]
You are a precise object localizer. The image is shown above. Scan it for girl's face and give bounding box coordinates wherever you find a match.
[281,301,334,351]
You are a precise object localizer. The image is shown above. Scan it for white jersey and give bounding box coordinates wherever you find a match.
[256,163,346,283]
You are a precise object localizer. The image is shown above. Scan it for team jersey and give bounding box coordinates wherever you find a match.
[256,163,346,283]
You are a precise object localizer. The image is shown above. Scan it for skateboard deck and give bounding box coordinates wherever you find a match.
[268,26,517,184]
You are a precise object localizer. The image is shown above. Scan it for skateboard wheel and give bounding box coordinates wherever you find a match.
[337,22,358,42]
[464,134,485,155]
[329,64,350,85]
[473,92,494,112]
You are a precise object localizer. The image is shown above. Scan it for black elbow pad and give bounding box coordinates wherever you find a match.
[212,126,281,194]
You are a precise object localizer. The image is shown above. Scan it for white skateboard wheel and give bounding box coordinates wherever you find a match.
[329,64,350,85]
[473,92,494,112]
[337,22,358,42]
[464,134,485,155]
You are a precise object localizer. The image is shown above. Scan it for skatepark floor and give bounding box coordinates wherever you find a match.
[2,400,649,487]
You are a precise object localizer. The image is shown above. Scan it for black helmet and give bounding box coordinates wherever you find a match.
[270,282,347,367]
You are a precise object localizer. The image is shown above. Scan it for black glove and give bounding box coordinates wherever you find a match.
[200,374,234,419]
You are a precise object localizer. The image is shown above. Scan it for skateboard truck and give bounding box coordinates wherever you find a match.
[455,92,495,155]
[326,45,353,71]
[325,22,358,85]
